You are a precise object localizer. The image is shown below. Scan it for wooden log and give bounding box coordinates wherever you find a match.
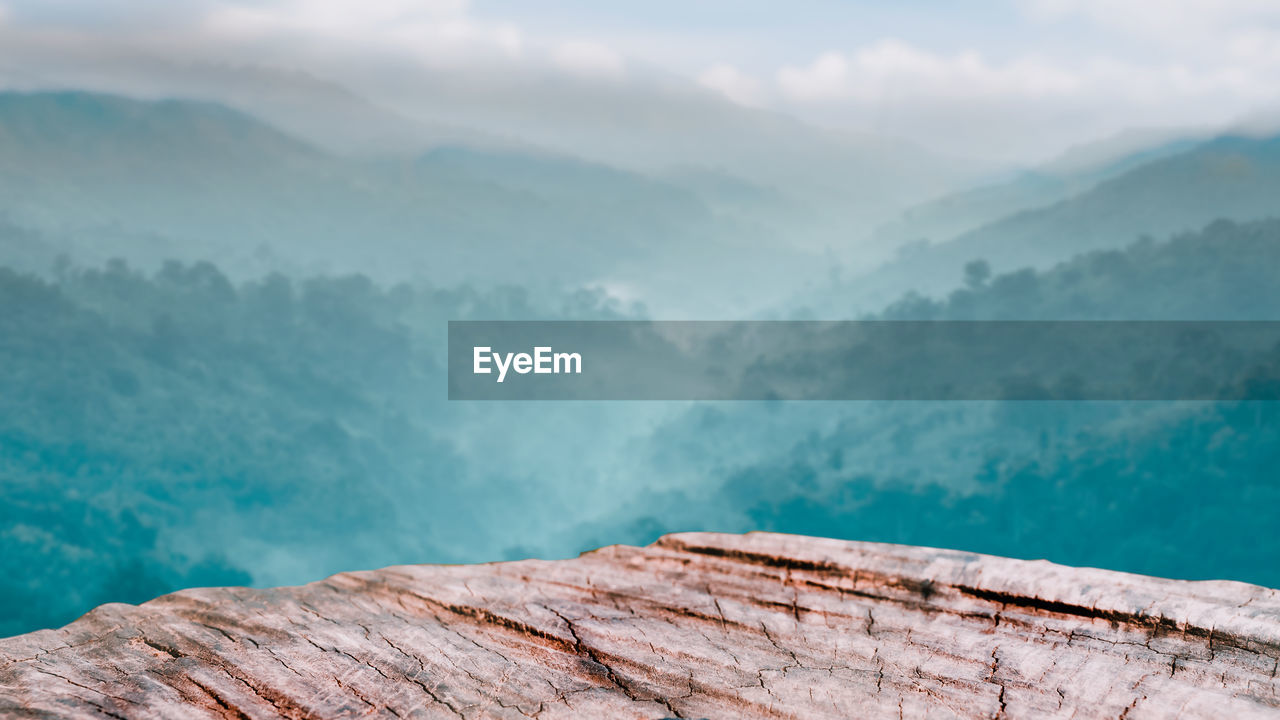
[2,532,1278,719]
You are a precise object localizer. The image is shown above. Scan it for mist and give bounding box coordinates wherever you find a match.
[3,0,1280,639]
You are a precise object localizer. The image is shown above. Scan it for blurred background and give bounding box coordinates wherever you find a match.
[2,0,1280,637]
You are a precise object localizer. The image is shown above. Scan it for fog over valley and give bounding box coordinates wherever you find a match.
[3,0,1280,639]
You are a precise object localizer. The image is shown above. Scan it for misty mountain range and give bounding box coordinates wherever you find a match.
[2,79,1280,639]
[5,89,961,316]
[4,88,1280,315]
[831,132,1280,311]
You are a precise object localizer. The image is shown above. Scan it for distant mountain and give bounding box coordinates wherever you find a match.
[657,166,795,219]
[16,53,995,238]
[0,91,319,169]
[0,44,497,156]
[815,131,1280,312]
[320,65,994,233]
[366,67,990,227]
[0,91,825,314]
[110,63,511,157]
[164,65,496,155]
[870,127,1206,255]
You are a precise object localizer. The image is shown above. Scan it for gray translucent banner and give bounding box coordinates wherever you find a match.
[447,321,1280,401]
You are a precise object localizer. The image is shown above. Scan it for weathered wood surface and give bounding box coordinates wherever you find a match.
[2,532,1279,719]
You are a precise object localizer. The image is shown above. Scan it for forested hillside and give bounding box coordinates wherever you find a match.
[6,218,1280,636]
[585,218,1280,589]
[0,259,634,636]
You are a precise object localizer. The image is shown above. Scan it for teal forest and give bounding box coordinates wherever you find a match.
[2,90,1280,638]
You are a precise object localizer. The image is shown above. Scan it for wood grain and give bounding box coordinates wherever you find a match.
[2,532,1278,718]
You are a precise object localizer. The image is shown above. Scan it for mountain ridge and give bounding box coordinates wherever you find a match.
[819,130,1280,312]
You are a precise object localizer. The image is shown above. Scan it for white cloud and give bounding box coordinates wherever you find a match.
[1025,0,1280,26]
[776,42,1083,106]
[202,0,524,63]
[552,40,624,78]
[208,0,468,34]
[756,35,1280,160]
[493,24,524,58]
[1022,0,1280,55]
[697,63,761,106]
[776,52,849,101]
[3,0,1279,162]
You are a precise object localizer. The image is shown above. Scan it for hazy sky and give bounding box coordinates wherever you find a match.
[3,0,1280,161]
